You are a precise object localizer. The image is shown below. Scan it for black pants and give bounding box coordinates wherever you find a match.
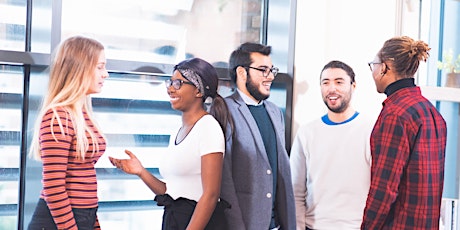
[28,198,97,230]
[155,194,230,230]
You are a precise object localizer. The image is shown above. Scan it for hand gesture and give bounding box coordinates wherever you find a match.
[109,149,144,176]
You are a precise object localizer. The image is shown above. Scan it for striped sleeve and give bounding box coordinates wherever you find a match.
[39,108,78,230]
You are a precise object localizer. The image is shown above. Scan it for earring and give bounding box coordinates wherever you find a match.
[380,72,384,76]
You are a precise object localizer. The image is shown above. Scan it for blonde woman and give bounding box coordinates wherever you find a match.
[28,36,109,230]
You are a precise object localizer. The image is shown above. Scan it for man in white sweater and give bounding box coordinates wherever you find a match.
[290,60,375,230]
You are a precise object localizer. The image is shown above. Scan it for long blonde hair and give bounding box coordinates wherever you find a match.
[30,36,105,160]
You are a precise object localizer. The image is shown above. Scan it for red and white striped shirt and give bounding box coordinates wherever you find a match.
[39,107,106,230]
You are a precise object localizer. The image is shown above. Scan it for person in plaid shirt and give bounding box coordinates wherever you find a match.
[362,36,447,229]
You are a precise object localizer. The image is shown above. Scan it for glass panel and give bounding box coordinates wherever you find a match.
[61,0,263,65]
[438,0,460,87]
[98,210,163,229]
[9,0,292,228]
[0,0,27,51]
[0,64,23,230]
[433,0,460,200]
[438,101,460,199]
[421,0,460,203]
[30,0,52,53]
[23,67,50,227]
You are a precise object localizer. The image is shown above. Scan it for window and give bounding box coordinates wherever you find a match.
[60,0,264,65]
[0,0,27,51]
[0,65,23,230]
[0,0,295,228]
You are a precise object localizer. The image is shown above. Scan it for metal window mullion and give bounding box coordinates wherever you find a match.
[17,0,34,228]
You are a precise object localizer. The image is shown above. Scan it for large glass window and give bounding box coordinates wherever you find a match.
[434,0,460,201]
[419,0,460,199]
[60,0,263,66]
[0,0,296,229]
[417,0,460,228]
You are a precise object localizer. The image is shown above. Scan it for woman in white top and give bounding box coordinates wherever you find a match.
[110,58,232,230]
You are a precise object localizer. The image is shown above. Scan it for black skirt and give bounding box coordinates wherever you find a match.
[154,194,230,230]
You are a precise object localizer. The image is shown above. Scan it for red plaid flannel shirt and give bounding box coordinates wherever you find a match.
[361,86,447,229]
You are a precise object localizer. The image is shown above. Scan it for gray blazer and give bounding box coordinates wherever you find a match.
[221,92,296,230]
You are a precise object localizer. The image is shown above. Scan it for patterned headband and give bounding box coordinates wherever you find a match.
[176,67,207,95]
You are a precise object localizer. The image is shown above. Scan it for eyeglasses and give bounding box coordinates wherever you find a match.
[165,79,195,90]
[246,66,279,78]
[367,62,382,71]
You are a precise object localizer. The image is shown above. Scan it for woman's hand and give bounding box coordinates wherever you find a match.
[109,149,144,176]
[110,149,167,195]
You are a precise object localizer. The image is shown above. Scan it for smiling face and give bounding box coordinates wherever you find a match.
[87,50,109,95]
[167,70,199,111]
[242,52,275,102]
[320,67,355,113]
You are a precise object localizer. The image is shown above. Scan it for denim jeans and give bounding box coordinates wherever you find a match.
[28,198,97,230]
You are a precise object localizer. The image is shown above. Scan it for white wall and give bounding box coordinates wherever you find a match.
[291,0,409,139]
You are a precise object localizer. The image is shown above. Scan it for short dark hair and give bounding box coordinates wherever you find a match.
[320,60,356,83]
[228,42,272,84]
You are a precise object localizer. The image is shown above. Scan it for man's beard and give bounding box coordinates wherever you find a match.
[246,74,269,101]
[323,98,348,113]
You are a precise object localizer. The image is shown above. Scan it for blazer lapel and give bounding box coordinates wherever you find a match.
[265,103,286,167]
[231,93,270,165]
[265,103,283,144]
